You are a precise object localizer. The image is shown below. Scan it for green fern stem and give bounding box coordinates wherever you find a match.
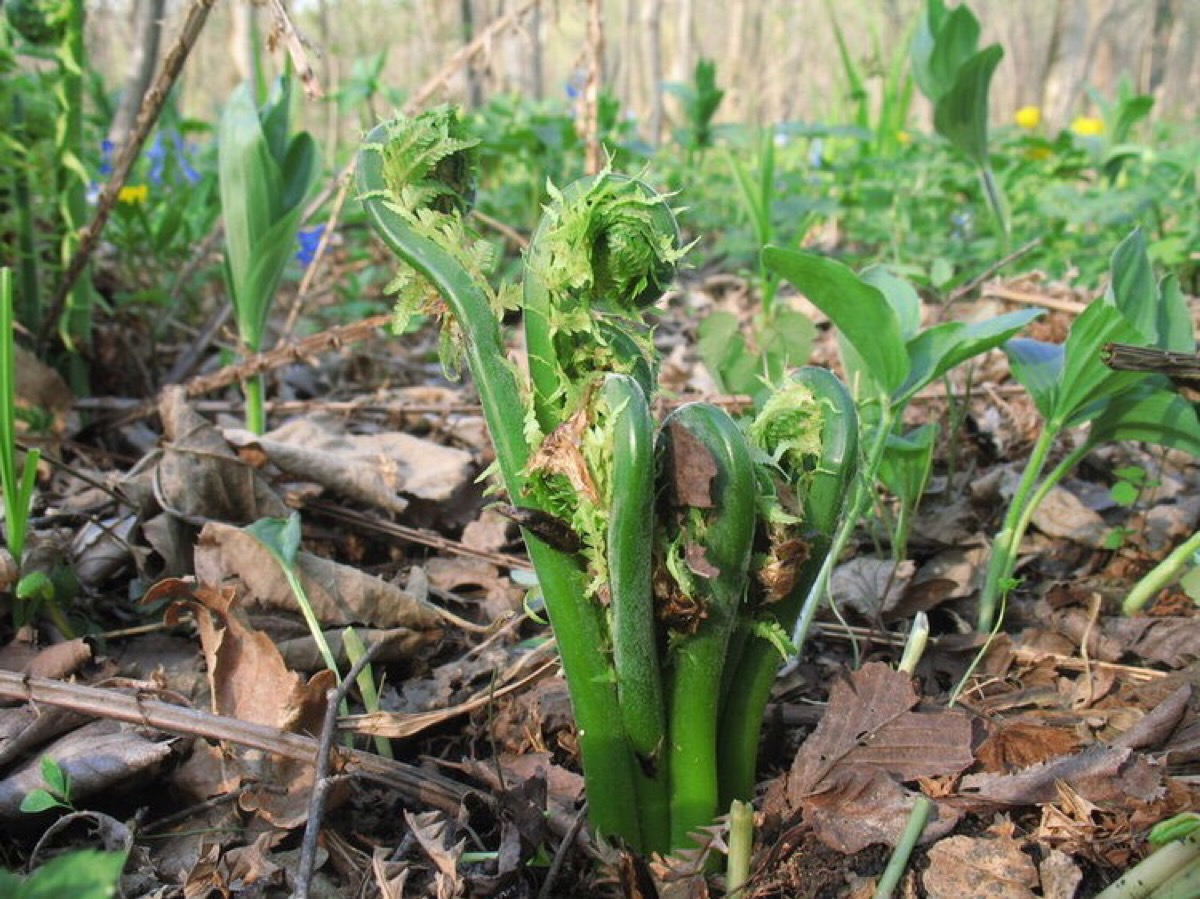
[718,367,858,806]
[358,119,645,847]
[660,403,756,847]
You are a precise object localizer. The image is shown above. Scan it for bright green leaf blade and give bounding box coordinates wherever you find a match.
[879,423,939,506]
[928,5,981,96]
[933,44,1003,166]
[897,309,1041,404]
[19,789,63,814]
[1057,300,1145,427]
[40,755,68,796]
[1089,387,1200,457]
[1004,338,1062,419]
[1107,229,1156,343]
[1157,274,1194,353]
[281,132,320,212]
[245,513,302,569]
[763,247,908,394]
[863,266,922,341]
[7,849,127,899]
[909,0,948,101]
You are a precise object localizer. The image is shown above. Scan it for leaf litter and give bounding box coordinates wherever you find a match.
[0,271,1198,897]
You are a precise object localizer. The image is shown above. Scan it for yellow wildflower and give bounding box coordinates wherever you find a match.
[118,184,149,205]
[896,130,912,145]
[1070,116,1104,137]
[1024,146,1053,162]
[1014,106,1041,130]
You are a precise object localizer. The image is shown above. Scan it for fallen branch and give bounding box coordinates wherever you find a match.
[0,670,475,816]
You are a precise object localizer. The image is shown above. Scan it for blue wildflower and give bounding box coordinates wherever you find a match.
[295,224,326,267]
[99,139,114,176]
[147,132,166,185]
[174,134,202,184]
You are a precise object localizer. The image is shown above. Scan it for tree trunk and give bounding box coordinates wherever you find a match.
[675,0,694,84]
[460,0,483,108]
[107,0,166,148]
[723,0,747,121]
[643,0,664,146]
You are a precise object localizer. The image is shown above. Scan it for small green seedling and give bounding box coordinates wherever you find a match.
[991,229,1200,629]
[218,76,319,433]
[19,755,73,813]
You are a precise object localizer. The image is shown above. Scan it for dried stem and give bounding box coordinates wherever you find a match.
[38,0,218,351]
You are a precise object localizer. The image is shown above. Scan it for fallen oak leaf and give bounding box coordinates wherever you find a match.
[782,662,974,852]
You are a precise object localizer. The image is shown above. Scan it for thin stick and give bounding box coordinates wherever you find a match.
[982,284,1087,315]
[537,802,590,899]
[264,0,324,100]
[0,670,474,816]
[293,641,385,899]
[944,237,1044,308]
[38,0,219,352]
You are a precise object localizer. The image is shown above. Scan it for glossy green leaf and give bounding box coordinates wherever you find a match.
[1056,299,1144,427]
[898,308,1041,403]
[933,44,1002,166]
[879,423,939,508]
[928,5,981,99]
[864,266,922,340]
[1107,229,1156,342]
[1004,338,1062,419]
[763,246,908,394]
[1088,387,1200,457]
[1157,276,1195,353]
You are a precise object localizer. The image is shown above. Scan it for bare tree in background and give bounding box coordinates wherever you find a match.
[460,0,484,108]
[107,0,166,147]
[643,0,663,145]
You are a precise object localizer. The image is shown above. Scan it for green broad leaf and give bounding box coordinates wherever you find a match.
[697,311,746,393]
[933,44,1003,166]
[19,788,64,814]
[897,308,1042,403]
[246,513,302,569]
[879,422,939,507]
[1107,229,1156,342]
[259,76,293,165]
[763,247,908,395]
[1056,299,1145,427]
[909,0,949,101]
[1157,275,1196,353]
[1112,94,1154,144]
[928,5,982,99]
[219,85,284,310]
[40,755,68,797]
[281,132,320,212]
[863,266,922,340]
[15,569,54,602]
[1181,567,1200,606]
[1,849,127,898]
[1004,338,1062,420]
[1088,387,1200,458]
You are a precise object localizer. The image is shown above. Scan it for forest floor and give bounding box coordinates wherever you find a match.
[1,263,1197,898]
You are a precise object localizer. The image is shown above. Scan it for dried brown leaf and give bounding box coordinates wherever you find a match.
[975,722,1083,773]
[783,662,974,851]
[194,522,445,631]
[228,416,475,511]
[787,663,974,802]
[1108,618,1200,668]
[958,743,1164,807]
[0,719,174,820]
[923,832,1039,899]
[830,558,915,618]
